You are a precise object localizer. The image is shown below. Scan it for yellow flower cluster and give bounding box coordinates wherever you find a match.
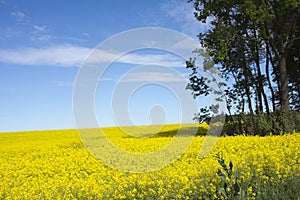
[0,125,299,199]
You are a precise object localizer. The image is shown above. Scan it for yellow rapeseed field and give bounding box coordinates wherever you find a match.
[0,124,299,199]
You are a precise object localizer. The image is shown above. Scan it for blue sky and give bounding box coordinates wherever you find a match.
[0,0,212,132]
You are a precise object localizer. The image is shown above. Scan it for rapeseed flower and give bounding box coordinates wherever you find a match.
[0,127,299,199]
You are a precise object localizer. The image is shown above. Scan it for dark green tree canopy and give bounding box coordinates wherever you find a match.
[186,0,300,135]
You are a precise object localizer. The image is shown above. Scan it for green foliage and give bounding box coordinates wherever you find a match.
[215,155,300,199]
[215,154,246,199]
[221,109,300,135]
[186,58,210,99]
[257,175,300,200]
[187,0,300,135]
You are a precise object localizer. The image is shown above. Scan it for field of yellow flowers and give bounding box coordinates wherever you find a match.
[0,124,299,199]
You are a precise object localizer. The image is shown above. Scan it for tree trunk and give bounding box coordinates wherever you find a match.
[254,48,264,112]
[242,56,254,114]
[279,53,290,110]
[245,79,253,114]
[268,49,281,107]
[251,22,265,113]
[266,44,276,111]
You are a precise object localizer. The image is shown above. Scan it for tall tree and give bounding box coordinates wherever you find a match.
[247,0,300,110]
[189,0,300,111]
[186,0,300,135]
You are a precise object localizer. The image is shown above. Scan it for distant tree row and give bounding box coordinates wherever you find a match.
[186,0,300,135]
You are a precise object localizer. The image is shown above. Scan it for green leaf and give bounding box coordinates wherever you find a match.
[217,188,228,198]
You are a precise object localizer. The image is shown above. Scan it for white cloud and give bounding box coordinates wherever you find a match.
[81,32,90,37]
[162,0,211,36]
[33,25,46,32]
[170,38,200,51]
[0,45,185,67]
[0,45,90,67]
[31,25,53,41]
[30,34,53,41]
[6,10,87,43]
[9,11,52,41]
[120,71,187,83]
[52,81,74,87]
[11,11,30,24]
[11,11,26,18]
[117,53,184,67]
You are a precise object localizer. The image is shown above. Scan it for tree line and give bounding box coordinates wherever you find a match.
[186,0,300,135]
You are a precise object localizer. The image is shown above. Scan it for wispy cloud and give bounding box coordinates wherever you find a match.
[162,0,211,36]
[11,11,31,24]
[81,33,90,37]
[30,34,53,41]
[8,11,84,43]
[0,45,185,67]
[51,81,74,87]
[0,45,90,67]
[117,53,184,67]
[31,25,53,41]
[33,25,46,32]
[120,71,187,83]
[0,28,21,41]
[11,11,27,18]
[9,10,52,41]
